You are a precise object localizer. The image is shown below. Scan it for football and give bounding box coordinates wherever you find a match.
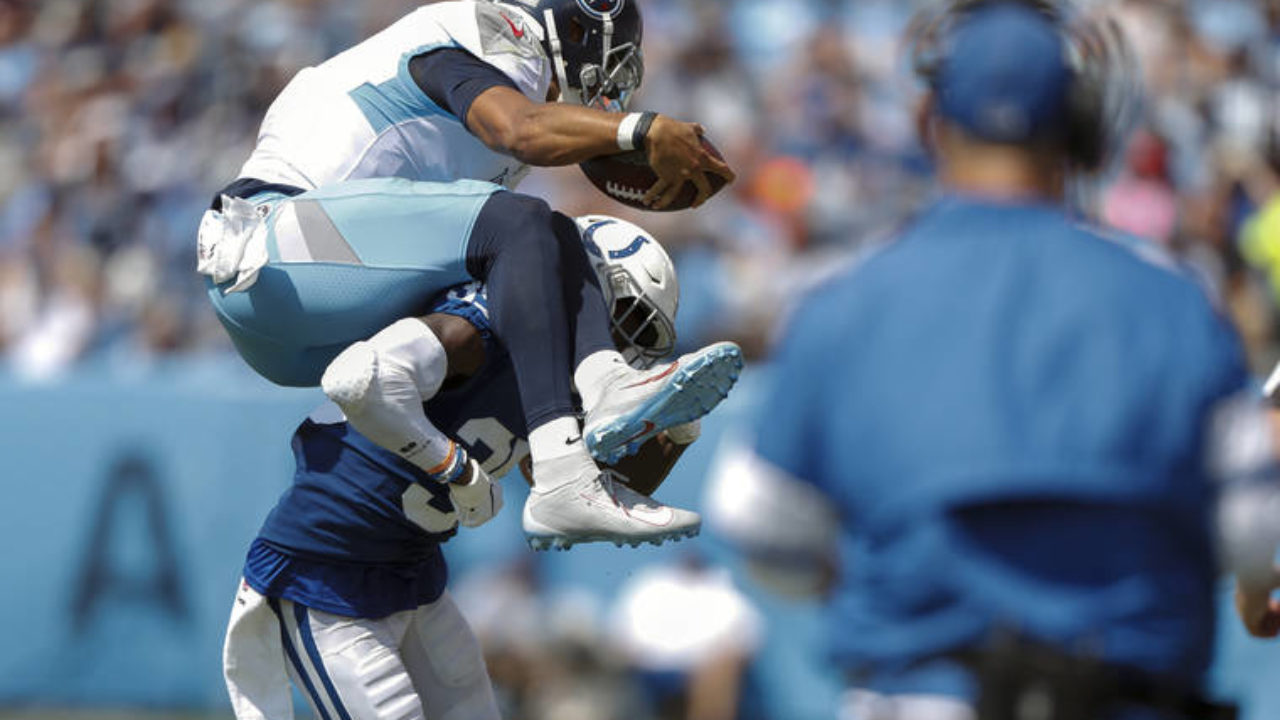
[580,135,729,212]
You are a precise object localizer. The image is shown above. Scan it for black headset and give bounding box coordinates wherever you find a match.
[907,0,1139,173]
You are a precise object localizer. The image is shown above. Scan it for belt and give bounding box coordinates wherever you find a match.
[210,178,306,211]
[956,633,1237,720]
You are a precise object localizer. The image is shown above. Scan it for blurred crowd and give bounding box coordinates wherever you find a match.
[453,553,764,720]
[0,0,1279,380]
[1,2,1279,718]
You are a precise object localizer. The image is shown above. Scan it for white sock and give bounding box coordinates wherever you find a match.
[574,350,630,414]
[528,416,597,491]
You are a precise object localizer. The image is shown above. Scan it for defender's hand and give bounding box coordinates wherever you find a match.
[643,116,736,210]
[449,460,504,528]
[1236,576,1280,638]
[664,419,701,446]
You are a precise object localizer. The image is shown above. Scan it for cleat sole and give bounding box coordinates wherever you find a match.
[524,525,702,553]
[586,343,744,464]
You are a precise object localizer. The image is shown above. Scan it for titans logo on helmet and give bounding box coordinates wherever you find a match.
[576,0,625,19]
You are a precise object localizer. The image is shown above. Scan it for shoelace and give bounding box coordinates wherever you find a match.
[596,470,628,511]
[598,469,664,518]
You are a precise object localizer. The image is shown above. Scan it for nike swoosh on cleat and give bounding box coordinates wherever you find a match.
[622,362,680,389]
[577,488,674,526]
[616,421,657,448]
[565,435,583,445]
[501,13,525,38]
[626,505,675,526]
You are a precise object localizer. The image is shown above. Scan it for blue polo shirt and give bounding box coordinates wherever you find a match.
[756,196,1248,697]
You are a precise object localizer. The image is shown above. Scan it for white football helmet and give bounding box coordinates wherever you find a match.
[576,215,678,367]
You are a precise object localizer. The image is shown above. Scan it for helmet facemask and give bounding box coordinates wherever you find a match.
[542,4,644,112]
[579,40,643,111]
[576,215,678,368]
[602,266,675,368]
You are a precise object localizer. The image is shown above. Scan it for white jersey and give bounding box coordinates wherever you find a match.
[239,1,551,191]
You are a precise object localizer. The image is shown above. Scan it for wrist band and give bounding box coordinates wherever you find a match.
[617,112,644,151]
[632,111,658,153]
[426,441,470,484]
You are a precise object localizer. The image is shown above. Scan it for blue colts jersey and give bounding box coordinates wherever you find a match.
[246,283,527,618]
[421,282,529,478]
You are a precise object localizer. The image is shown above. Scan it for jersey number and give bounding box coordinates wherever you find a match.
[456,417,528,479]
[401,484,458,534]
[400,417,526,534]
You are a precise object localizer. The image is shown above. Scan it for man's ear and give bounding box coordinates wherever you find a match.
[915,92,938,155]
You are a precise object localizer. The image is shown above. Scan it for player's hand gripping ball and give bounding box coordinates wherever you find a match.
[580,135,729,212]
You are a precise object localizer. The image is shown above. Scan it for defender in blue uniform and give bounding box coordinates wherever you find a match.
[712,2,1275,719]
[222,219,710,720]
[198,0,742,552]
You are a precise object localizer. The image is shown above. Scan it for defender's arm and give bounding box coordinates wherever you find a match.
[421,312,487,386]
[607,422,698,496]
[322,312,501,526]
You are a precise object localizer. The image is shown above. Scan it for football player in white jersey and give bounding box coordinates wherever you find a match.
[198,0,741,550]
[223,217,709,720]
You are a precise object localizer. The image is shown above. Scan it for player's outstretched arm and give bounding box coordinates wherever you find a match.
[467,87,734,208]
[468,86,623,165]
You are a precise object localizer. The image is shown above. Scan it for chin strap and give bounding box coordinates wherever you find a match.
[543,8,578,104]
[602,13,614,73]
[587,13,615,109]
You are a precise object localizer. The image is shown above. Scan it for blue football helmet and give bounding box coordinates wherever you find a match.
[497,0,644,111]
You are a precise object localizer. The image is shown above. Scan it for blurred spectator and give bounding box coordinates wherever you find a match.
[609,554,763,720]
[1239,135,1280,321]
[2,1,1280,716]
[456,556,649,720]
[0,0,1274,372]
[1103,128,1180,244]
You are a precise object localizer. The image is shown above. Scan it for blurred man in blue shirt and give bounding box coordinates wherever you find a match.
[713,2,1278,718]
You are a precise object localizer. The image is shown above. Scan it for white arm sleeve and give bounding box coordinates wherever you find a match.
[322,318,462,479]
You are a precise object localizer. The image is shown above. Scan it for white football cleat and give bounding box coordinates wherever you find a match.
[584,341,744,464]
[523,470,701,552]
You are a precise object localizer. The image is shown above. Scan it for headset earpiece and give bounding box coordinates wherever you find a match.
[908,0,1134,174]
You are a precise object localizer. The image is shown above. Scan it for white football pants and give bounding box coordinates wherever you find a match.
[223,579,500,720]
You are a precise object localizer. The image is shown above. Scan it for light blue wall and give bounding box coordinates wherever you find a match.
[0,360,841,718]
[0,360,1276,719]
[0,362,317,708]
